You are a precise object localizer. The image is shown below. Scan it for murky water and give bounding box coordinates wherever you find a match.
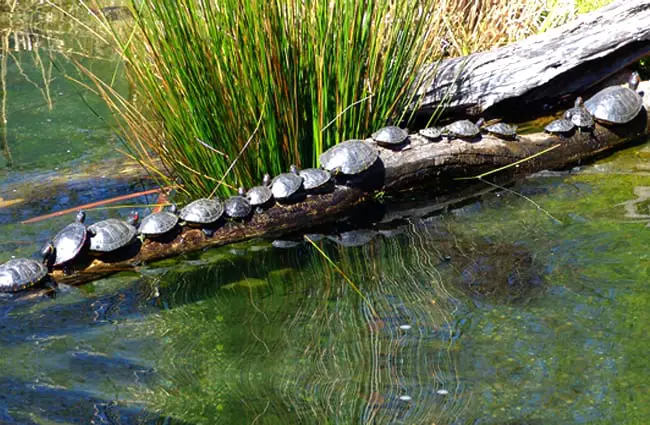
[1,5,650,425]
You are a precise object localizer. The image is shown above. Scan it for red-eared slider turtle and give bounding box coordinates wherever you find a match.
[371,126,409,147]
[319,140,379,175]
[225,187,252,218]
[483,122,518,140]
[418,127,442,141]
[564,97,594,130]
[0,258,51,293]
[442,119,483,141]
[247,174,273,211]
[89,211,140,252]
[179,198,224,237]
[584,72,643,124]
[42,210,89,267]
[139,206,179,238]
[299,168,332,193]
[544,119,574,136]
[271,165,304,201]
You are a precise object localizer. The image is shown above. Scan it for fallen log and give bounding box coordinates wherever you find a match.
[51,82,650,286]
[416,0,650,120]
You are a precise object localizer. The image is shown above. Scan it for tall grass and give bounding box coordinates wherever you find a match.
[78,0,576,199]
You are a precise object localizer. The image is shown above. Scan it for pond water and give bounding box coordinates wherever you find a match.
[1,6,650,425]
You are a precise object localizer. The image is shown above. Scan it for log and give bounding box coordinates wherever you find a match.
[415,0,650,120]
[51,83,650,286]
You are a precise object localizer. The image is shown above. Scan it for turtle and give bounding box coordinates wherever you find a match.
[319,140,379,175]
[371,126,409,147]
[225,187,252,219]
[139,205,179,239]
[584,72,643,124]
[442,119,483,140]
[0,258,52,293]
[271,165,304,201]
[483,122,518,140]
[544,119,575,136]
[299,168,333,193]
[42,210,90,268]
[179,198,225,237]
[328,229,378,247]
[418,127,442,141]
[247,174,274,212]
[89,211,140,252]
[563,97,594,130]
[271,239,303,249]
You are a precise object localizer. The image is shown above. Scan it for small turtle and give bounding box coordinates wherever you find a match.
[418,127,442,141]
[0,258,52,293]
[442,119,483,141]
[89,211,140,252]
[371,126,409,147]
[299,168,332,193]
[247,174,273,212]
[271,239,303,249]
[271,165,304,201]
[564,97,594,130]
[584,72,643,124]
[42,210,90,268]
[139,205,179,239]
[179,198,225,237]
[225,187,252,219]
[483,122,518,140]
[319,140,379,175]
[544,119,575,136]
[328,229,379,247]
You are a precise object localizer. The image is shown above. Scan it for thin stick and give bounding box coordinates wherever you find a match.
[196,137,228,157]
[455,144,561,180]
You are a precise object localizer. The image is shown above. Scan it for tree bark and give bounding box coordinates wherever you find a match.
[415,0,650,121]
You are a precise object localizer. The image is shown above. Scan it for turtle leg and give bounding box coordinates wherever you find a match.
[202,228,215,237]
[256,206,264,214]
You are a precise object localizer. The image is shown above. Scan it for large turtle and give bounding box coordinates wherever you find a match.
[179,198,224,237]
[442,119,483,141]
[225,187,252,219]
[42,210,89,268]
[89,211,140,252]
[371,126,409,147]
[299,168,332,193]
[564,97,594,130]
[271,165,304,201]
[319,140,379,175]
[0,258,52,293]
[247,174,273,212]
[139,206,179,239]
[584,72,643,124]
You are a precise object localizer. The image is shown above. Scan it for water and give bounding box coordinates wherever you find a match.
[2,5,650,424]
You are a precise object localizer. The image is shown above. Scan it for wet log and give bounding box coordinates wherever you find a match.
[52,84,650,286]
[416,0,650,120]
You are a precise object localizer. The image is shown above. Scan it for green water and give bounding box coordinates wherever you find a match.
[1,5,650,425]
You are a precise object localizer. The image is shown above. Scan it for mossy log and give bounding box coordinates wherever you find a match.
[53,96,650,285]
[416,0,650,120]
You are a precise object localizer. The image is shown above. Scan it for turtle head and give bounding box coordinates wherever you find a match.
[238,186,246,196]
[574,96,584,107]
[41,241,55,266]
[289,164,299,174]
[127,210,140,226]
[262,174,271,186]
[629,72,641,91]
[76,210,86,224]
[168,204,178,214]
[475,118,485,127]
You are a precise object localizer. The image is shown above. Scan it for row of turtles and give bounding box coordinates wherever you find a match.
[1,73,645,293]
[545,72,643,136]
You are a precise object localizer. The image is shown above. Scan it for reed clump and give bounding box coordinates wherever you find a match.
[79,0,575,199]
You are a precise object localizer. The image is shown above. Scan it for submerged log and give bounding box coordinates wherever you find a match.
[416,0,650,120]
[52,86,650,285]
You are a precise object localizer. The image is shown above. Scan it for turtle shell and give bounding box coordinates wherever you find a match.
[319,140,379,175]
[179,198,224,224]
[271,172,303,200]
[225,195,252,218]
[89,218,138,251]
[418,127,442,141]
[544,119,574,134]
[51,222,87,266]
[139,212,179,237]
[484,122,517,139]
[584,86,643,124]
[299,168,332,191]
[0,258,48,292]
[443,120,481,138]
[371,126,408,146]
[247,185,273,206]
